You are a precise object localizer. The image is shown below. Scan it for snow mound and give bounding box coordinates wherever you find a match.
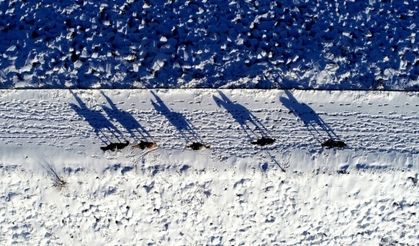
[1,164,418,245]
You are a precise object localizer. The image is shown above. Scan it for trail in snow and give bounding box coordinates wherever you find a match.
[0,89,418,245]
[0,89,417,172]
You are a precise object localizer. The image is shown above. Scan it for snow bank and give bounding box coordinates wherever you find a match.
[1,163,417,245]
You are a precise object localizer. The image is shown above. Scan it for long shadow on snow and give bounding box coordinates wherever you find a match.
[280,90,343,147]
[213,91,273,143]
[150,91,202,147]
[101,91,152,142]
[69,90,124,145]
[213,91,285,171]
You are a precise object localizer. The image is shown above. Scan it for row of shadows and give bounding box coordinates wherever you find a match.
[69,90,346,155]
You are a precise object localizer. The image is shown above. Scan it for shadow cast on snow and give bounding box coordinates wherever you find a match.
[213,91,274,146]
[213,91,284,171]
[69,90,155,152]
[101,91,152,142]
[69,90,124,145]
[280,90,346,149]
[1,1,417,90]
[150,91,208,150]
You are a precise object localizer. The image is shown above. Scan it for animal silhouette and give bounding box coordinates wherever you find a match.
[132,141,157,150]
[280,90,345,148]
[101,91,151,141]
[69,90,122,144]
[100,141,130,152]
[151,91,201,143]
[213,91,274,145]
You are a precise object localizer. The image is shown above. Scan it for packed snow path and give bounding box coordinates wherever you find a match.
[0,89,417,171]
[0,89,418,245]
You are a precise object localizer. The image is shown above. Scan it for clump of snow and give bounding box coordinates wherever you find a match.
[0,0,418,89]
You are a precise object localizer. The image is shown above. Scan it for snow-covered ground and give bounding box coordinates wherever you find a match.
[0,89,418,244]
[1,165,418,245]
[2,0,418,244]
[1,0,418,89]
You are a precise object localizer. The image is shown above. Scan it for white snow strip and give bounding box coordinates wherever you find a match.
[0,89,418,245]
[0,89,417,172]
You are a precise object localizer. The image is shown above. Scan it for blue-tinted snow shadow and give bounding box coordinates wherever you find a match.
[280,90,342,146]
[150,91,201,143]
[213,91,284,170]
[1,1,417,89]
[69,90,124,144]
[213,91,271,142]
[101,91,152,142]
[338,163,392,174]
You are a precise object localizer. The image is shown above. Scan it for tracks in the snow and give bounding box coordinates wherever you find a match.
[0,89,418,169]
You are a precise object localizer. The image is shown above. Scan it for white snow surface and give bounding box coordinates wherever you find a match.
[1,0,418,89]
[0,89,418,245]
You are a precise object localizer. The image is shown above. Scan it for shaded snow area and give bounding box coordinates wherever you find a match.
[0,89,418,244]
[0,0,418,89]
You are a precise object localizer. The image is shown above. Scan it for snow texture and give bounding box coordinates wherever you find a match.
[0,0,418,89]
[0,89,418,244]
[0,89,417,170]
[1,166,418,245]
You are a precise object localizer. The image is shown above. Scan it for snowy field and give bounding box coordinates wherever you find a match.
[2,0,419,244]
[0,89,418,245]
[1,0,418,89]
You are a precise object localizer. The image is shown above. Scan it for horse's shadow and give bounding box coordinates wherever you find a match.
[280,90,345,148]
[213,91,282,170]
[150,91,205,148]
[213,91,274,146]
[69,90,123,144]
[101,91,152,142]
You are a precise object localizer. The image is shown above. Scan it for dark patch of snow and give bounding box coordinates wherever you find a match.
[0,0,418,89]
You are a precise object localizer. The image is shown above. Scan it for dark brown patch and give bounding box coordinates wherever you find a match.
[132,141,157,150]
[321,139,347,149]
[187,142,210,151]
[100,141,130,152]
[251,137,276,146]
